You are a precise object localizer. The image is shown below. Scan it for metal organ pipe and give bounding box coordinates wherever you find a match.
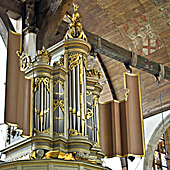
[69,72,72,130]
[80,60,85,135]
[76,65,81,133]
[84,66,87,136]
[72,67,76,130]
[37,84,40,131]
[46,90,49,130]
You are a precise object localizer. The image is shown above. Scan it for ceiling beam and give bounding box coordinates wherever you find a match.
[85,31,170,81]
[0,0,21,18]
[0,6,15,47]
[0,6,15,31]
[45,20,170,81]
[0,18,8,47]
[37,0,73,49]
[37,0,55,13]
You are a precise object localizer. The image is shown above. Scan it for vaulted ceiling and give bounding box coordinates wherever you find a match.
[0,0,170,118]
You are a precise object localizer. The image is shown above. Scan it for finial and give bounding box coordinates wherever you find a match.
[35,46,52,64]
[73,3,79,11]
[64,3,87,41]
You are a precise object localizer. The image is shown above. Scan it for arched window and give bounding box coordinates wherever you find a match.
[153,133,169,169]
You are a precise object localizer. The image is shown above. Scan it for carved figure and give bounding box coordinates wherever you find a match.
[25,0,36,27]
[36,149,44,159]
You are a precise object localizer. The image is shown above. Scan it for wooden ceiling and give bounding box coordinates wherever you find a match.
[0,0,170,118]
[67,0,170,118]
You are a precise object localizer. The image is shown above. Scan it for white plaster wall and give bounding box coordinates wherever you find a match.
[144,110,170,150]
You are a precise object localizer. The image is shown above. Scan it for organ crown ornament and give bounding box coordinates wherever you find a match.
[64,3,87,41]
[35,46,52,64]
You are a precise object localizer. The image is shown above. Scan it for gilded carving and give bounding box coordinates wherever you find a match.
[53,132,64,136]
[86,91,92,96]
[54,79,64,89]
[35,77,50,92]
[30,149,45,159]
[86,68,101,79]
[68,53,87,72]
[35,46,52,64]
[53,99,64,113]
[53,54,64,66]
[44,150,75,160]
[86,108,93,119]
[29,150,37,159]
[93,96,99,108]
[17,52,32,71]
[34,128,49,134]
[64,3,87,41]
[69,129,81,136]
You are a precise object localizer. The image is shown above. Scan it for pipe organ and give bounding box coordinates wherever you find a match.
[2,4,108,169]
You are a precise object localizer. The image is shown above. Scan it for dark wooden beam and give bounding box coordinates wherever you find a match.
[37,0,55,13]
[48,20,170,81]
[0,0,21,19]
[0,6,15,31]
[37,0,73,49]
[85,31,170,81]
[0,6,15,47]
[0,18,8,47]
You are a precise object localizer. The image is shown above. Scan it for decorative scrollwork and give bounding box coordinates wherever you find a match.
[86,108,93,119]
[53,54,64,66]
[86,91,92,96]
[54,80,64,89]
[69,129,81,136]
[53,132,64,136]
[86,68,101,79]
[35,77,50,92]
[68,53,87,72]
[17,52,32,71]
[93,96,99,108]
[34,128,49,134]
[44,150,75,160]
[53,99,64,113]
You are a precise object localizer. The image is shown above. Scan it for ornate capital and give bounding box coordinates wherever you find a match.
[86,68,101,79]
